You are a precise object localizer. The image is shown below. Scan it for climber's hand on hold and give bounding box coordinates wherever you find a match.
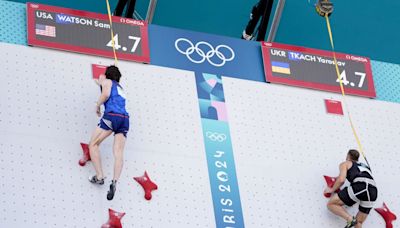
[324,187,334,196]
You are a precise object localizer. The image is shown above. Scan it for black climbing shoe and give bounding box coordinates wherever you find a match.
[107,180,117,200]
[344,216,357,228]
[89,175,104,185]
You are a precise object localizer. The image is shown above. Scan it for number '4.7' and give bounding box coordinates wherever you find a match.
[106,34,142,53]
[336,70,367,88]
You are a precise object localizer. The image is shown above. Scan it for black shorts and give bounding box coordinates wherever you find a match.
[338,180,378,214]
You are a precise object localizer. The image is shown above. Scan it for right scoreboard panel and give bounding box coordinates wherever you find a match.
[261,42,376,98]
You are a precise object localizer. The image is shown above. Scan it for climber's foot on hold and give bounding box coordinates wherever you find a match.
[89,175,105,185]
[107,180,117,200]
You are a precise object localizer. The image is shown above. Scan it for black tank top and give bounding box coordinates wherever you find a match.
[346,161,373,183]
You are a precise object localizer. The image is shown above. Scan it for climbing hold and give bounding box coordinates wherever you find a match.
[375,202,397,228]
[323,175,340,197]
[324,99,344,115]
[92,64,106,79]
[134,171,158,200]
[78,143,91,166]
[101,208,125,228]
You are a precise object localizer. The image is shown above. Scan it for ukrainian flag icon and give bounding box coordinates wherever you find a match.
[271,61,291,75]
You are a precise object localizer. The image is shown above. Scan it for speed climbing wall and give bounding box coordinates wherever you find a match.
[0,42,215,227]
[1,1,400,226]
[223,78,400,227]
[0,40,399,227]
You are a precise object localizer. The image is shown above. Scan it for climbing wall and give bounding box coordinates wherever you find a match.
[1,40,399,227]
[0,1,27,45]
[0,43,215,228]
[372,60,400,103]
[223,77,400,227]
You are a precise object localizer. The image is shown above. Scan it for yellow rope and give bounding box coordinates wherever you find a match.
[106,0,118,66]
[325,15,370,168]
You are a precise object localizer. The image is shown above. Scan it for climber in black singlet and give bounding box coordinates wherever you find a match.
[324,149,377,228]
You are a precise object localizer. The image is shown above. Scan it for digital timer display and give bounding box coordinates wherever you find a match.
[27,2,150,63]
[261,42,376,98]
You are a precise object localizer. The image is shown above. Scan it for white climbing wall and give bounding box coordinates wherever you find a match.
[0,41,399,228]
[223,77,400,227]
[0,42,214,228]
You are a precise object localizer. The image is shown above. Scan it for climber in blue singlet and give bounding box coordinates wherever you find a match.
[88,65,129,201]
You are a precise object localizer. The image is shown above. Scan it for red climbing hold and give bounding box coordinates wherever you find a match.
[92,64,106,79]
[325,99,344,115]
[101,208,125,228]
[375,202,397,228]
[323,175,340,198]
[134,171,158,200]
[78,143,91,166]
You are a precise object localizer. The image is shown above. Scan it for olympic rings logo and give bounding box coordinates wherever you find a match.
[175,38,235,67]
[206,131,227,142]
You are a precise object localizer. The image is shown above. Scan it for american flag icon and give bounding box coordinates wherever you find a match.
[35,24,56,37]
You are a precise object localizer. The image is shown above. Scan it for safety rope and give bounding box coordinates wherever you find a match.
[325,15,371,169]
[105,0,118,66]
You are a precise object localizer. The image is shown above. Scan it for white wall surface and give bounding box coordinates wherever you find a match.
[0,42,399,228]
[0,43,214,228]
[223,76,400,227]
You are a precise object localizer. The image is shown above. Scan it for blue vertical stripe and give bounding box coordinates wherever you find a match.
[195,71,245,228]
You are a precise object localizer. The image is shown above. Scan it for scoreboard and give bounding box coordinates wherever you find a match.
[27,2,150,63]
[261,42,376,98]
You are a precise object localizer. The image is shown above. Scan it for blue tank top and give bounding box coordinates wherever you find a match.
[102,81,129,115]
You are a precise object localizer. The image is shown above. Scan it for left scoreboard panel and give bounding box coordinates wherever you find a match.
[27,2,150,63]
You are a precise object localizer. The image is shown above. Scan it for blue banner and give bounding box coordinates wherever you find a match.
[149,24,265,82]
[195,72,244,228]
